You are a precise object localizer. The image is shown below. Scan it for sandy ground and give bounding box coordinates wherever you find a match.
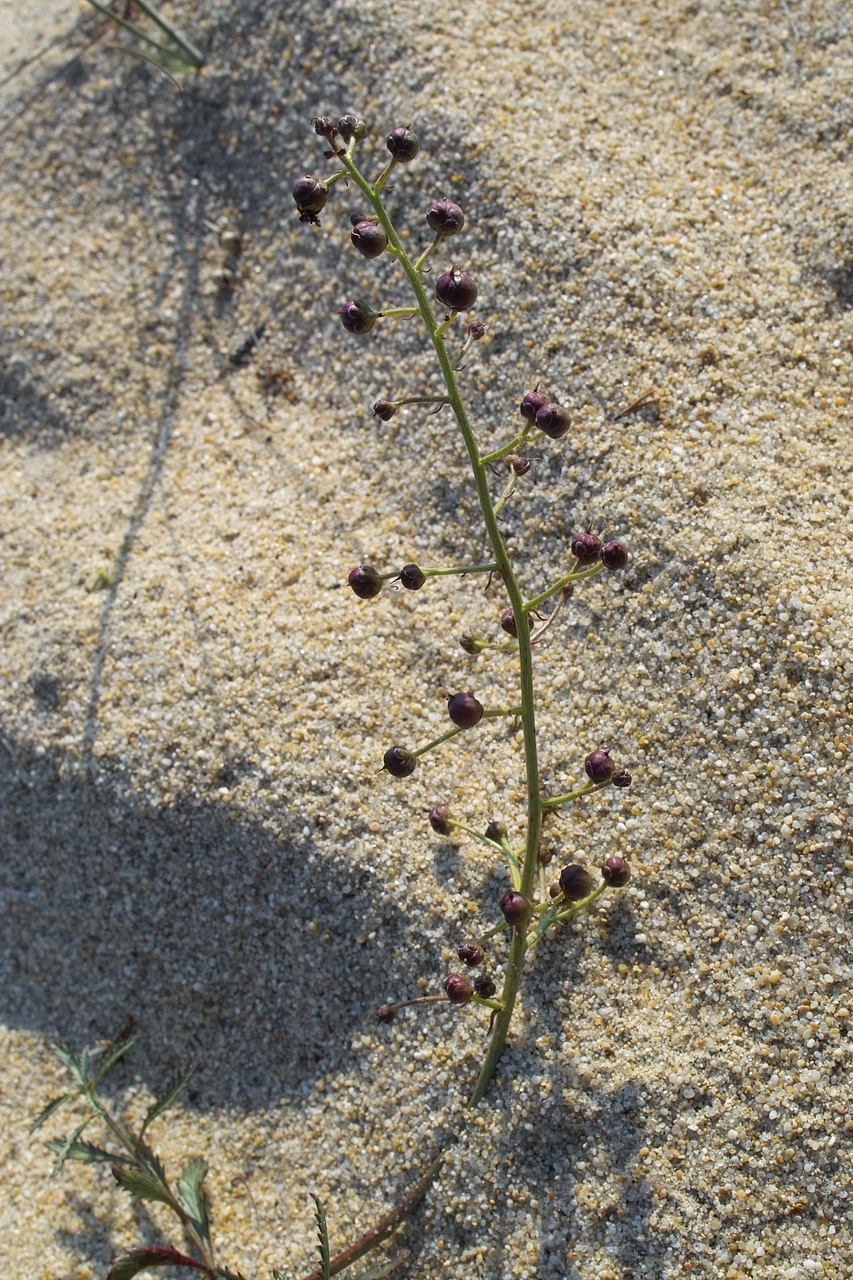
[1,1,852,1278]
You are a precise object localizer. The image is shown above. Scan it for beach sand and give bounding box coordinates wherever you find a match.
[1,1,852,1277]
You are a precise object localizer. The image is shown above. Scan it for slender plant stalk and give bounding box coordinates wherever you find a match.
[337,149,543,1107]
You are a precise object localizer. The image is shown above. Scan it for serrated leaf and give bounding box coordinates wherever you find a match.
[31,1092,74,1132]
[112,1163,174,1207]
[93,1036,136,1084]
[107,1247,207,1280]
[133,1137,169,1184]
[177,1158,210,1251]
[311,1195,331,1280]
[51,1118,94,1174]
[47,1137,121,1164]
[51,1042,87,1087]
[139,1064,196,1140]
[349,1253,411,1280]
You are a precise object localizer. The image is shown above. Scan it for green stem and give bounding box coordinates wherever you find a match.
[525,563,602,612]
[336,150,545,1110]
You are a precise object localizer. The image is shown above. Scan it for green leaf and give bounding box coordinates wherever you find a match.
[31,1092,74,1132]
[93,1037,136,1084]
[112,1164,174,1208]
[47,1137,120,1164]
[133,1137,169,1184]
[271,1272,288,1280]
[51,1119,94,1173]
[108,1247,207,1280]
[51,1042,88,1087]
[311,1194,331,1280]
[140,1064,196,1140]
[213,1271,246,1280]
[349,1253,411,1280]
[177,1158,211,1251]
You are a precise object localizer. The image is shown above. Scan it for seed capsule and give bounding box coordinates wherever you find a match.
[500,891,532,926]
[535,402,571,439]
[399,563,426,590]
[457,941,485,967]
[383,746,417,778]
[447,691,484,728]
[336,114,366,141]
[292,175,328,222]
[338,298,378,335]
[584,749,616,784]
[444,973,474,1004]
[347,565,383,599]
[520,388,549,422]
[505,455,531,476]
[429,804,453,835]
[435,269,478,311]
[571,532,603,564]
[350,220,388,259]
[559,864,596,901]
[376,1003,396,1023]
[485,820,507,843]
[473,975,497,999]
[426,199,465,237]
[601,541,629,571]
[602,855,631,887]
[373,400,396,421]
[386,126,420,161]
[612,769,632,789]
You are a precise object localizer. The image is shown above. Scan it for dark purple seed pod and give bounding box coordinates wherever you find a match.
[386,126,419,161]
[444,973,474,1004]
[500,607,519,637]
[447,691,484,728]
[535,402,571,439]
[505,455,531,476]
[373,399,396,421]
[350,220,388,259]
[426,199,465,237]
[601,541,629,571]
[338,298,378,335]
[500,891,532,927]
[467,321,486,339]
[520,388,549,423]
[336,114,366,141]
[485,820,507,843]
[311,116,337,138]
[559,864,596,901]
[602,855,631,887]
[571,532,603,564]
[292,175,329,221]
[429,803,453,835]
[383,746,417,778]
[473,975,497,999]
[435,269,478,312]
[612,769,632,789]
[459,632,486,655]
[457,941,485,967]
[585,749,616,784]
[348,565,383,599]
[376,1002,397,1023]
[399,563,426,590]
[538,846,555,866]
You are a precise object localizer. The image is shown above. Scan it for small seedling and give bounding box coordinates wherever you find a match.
[85,0,205,76]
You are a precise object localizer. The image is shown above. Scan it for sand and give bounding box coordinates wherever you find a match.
[1,1,852,1277]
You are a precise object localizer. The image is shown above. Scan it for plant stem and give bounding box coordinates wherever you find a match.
[339,152,544,1108]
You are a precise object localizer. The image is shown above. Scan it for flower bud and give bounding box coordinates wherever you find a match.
[612,769,632,789]
[485,820,507,843]
[338,298,378,335]
[457,941,485,967]
[500,891,532,926]
[373,399,396,421]
[473,975,497,999]
[435,269,478,312]
[399,563,426,590]
[311,116,337,138]
[601,541,629,571]
[559,864,596,901]
[505,455,531,476]
[426,199,465,237]
[376,1003,396,1023]
[428,803,453,835]
[292,175,328,222]
[336,114,366,141]
[444,973,474,1004]
[467,321,486,339]
[535,402,571,439]
[383,746,417,778]
[520,388,549,422]
[571,532,603,564]
[386,126,419,161]
[350,220,388,259]
[500,607,521,637]
[602,855,631,887]
[348,565,383,599]
[584,749,615,784]
[447,691,484,728]
[459,632,487,655]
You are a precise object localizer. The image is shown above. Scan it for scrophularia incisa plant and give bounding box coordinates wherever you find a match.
[40,115,636,1280]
